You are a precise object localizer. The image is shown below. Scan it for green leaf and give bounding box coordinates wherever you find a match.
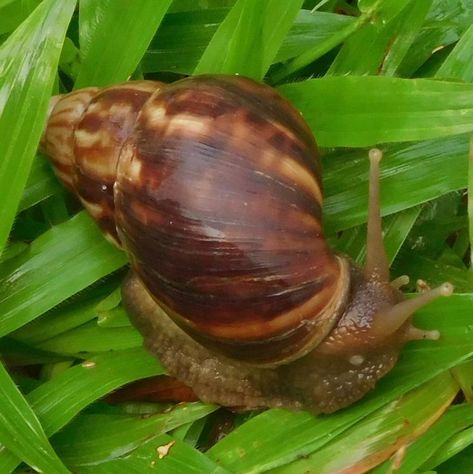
[144,9,354,75]
[19,156,63,212]
[78,434,230,473]
[374,404,473,473]
[380,0,433,76]
[52,403,217,467]
[270,373,458,474]
[279,76,473,147]
[0,0,76,255]
[36,323,142,354]
[0,211,127,337]
[323,136,467,233]
[398,0,473,77]
[75,0,172,88]
[437,23,473,82]
[0,0,41,35]
[11,278,121,345]
[0,362,69,473]
[423,425,473,470]
[0,348,164,472]
[194,0,302,79]
[328,0,423,76]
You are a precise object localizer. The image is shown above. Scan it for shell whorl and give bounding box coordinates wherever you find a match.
[42,75,348,365]
[41,81,163,245]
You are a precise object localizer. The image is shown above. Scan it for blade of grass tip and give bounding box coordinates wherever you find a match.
[0,348,164,472]
[0,0,76,255]
[0,362,69,473]
[75,0,172,88]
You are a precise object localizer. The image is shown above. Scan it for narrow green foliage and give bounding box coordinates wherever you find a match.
[0,0,76,255]
[0,212,127,337]
[52,403,217,467]
[0,362,69,473]
[0,349,163,472]
[380,0,433,76]
[195,0,302,79]
[374,404,473,473]
[144,9,354,75]
[19,157,62,212]
[436,20,473,82]
[269,374,458,474]
[78,434,231,474]
[76,0,173,87]
[280,77,473,147]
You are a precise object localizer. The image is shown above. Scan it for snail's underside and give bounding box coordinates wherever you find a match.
[123,271,401,414]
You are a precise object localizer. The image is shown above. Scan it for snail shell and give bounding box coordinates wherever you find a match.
[41,75,451,413]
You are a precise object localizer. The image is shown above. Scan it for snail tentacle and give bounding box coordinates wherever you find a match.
[364,148,390,281]
[370,282,453,341]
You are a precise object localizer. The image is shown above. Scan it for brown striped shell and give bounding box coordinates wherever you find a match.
[42,75,348,365]
[41,75,451,412]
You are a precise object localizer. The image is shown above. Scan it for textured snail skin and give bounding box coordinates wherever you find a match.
[41,75,445,413]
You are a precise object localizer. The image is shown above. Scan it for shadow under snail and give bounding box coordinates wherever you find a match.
[40,74,453,413]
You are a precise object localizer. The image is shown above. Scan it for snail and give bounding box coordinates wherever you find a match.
[40,75,453,413]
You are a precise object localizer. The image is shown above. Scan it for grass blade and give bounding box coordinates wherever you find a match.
[0,362,68,473]
[0,348,163,472]
[323,136,467,233]
[0,0,75,254]
[279,76,473,147]
[436,21,473,81]
[0,211,127,337]
[144,9,353,75]
[19,156,62,212]
[75,0,172,88]
[52,403,217,467]
[269,373,458,474]
[373,404,473,473]
[194,0,302,79]
[79,434,230,473]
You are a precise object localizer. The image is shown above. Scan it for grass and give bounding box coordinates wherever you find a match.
[1,0,473,472]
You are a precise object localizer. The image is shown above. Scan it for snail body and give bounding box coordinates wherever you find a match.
[41,75,451,413]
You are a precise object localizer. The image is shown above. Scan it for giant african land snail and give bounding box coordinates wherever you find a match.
[41,75,452,413]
